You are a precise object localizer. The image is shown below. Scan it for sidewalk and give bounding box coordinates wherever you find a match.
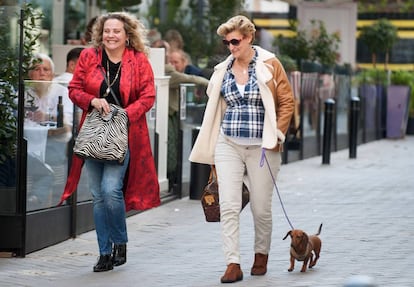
[1,136,413,287]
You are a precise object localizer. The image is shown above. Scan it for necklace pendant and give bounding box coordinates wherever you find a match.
[106,87,110,96]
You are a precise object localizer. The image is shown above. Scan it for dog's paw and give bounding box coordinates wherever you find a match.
[288,268,293,272]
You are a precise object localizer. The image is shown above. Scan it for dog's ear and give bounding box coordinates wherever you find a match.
[283,231,292,240]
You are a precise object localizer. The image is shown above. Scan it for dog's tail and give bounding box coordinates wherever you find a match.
[315,223,323,236]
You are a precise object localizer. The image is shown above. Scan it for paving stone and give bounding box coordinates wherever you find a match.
[1,137,413,287]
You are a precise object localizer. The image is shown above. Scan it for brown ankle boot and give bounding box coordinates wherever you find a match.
[250,253,268,276]
[220,263,243,283]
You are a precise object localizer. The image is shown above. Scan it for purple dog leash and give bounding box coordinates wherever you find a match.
[260,148,295,230]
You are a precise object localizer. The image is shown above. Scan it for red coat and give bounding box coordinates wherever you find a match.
[59,47,160,211]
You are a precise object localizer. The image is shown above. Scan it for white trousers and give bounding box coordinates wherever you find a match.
[214,134,281,265]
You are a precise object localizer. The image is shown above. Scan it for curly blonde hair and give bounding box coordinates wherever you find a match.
[217,15,256,44]
[92,12,149,55]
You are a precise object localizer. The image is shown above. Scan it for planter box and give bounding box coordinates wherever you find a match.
[386,85,410,138]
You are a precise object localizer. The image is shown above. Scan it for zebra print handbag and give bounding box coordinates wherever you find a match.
[73,68,128,164]
[73,104,128,164]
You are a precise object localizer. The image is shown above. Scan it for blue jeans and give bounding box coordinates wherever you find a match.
[85,151,130,255]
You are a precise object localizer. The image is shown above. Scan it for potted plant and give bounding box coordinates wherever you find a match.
[0,3,43,188]
[276,20,311,70]
[387,70,413,138]
[278,54,298,73]
[308,20,340,74]
[353,68,389,141]
[359,18,398,70]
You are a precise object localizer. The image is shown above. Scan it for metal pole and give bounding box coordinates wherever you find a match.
[349,96,360,159]
[174,84,189,198]
[68,105,77,239]
[299,89,304,160]
[16,8,27,257]
[322,99,335,164]
[176,116,183,198]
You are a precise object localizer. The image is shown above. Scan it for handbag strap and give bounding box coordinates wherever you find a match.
[99,67,122,107]
[209,165,218,183]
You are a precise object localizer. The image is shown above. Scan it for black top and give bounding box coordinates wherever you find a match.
[100,49,123,107]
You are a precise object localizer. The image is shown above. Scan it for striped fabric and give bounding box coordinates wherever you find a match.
[289,71,301,100]
[301,72,319,100]
[74,104,129,164]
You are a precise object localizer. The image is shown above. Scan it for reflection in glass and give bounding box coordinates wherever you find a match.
[24,80,74,210]
[301,72,320,138]
[335,74,351,135]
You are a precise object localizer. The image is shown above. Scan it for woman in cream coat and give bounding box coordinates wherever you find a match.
[189,15,294,283]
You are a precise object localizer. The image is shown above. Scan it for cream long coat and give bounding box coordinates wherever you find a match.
[189,46,294,165]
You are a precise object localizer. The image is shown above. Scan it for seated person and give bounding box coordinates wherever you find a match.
[24,53,73,210]
[168,49,206,78]
[152,40,209,189]
[164,29,184,51]
[54,47,85,131]
[54,47,84,84]
[26,53,73,133]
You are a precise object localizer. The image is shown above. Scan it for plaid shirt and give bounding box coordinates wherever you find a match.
[220,49,265,139]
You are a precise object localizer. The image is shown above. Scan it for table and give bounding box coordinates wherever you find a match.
[24,123,49,163]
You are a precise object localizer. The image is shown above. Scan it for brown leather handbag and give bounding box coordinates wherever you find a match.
[201,165,250,222]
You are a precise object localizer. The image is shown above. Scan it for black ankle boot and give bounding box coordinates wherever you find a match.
[112,244,127,266]
[93,255,113,272]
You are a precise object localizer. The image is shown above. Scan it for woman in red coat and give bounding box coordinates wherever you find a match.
[59,12,160,272]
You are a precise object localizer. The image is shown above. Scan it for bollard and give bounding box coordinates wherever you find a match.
[349,96,360,159]
[322,98,335,164]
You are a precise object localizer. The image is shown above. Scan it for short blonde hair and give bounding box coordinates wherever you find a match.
[92,12,149,55]
[217,15,256,43]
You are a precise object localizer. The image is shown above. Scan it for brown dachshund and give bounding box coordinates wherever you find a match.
[283,223,322,272]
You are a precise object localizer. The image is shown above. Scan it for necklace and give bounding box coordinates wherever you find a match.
[233,60,249,76]
[104,60,121,97]
[235,48,253,75]
[232,66,248,75]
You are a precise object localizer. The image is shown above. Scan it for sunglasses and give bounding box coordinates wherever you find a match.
[222,38,242,46]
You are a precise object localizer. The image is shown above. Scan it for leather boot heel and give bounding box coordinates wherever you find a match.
[112,244,127,266]
[251,253,268,276]
[220,263,243,283]
[93,255,113,272]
